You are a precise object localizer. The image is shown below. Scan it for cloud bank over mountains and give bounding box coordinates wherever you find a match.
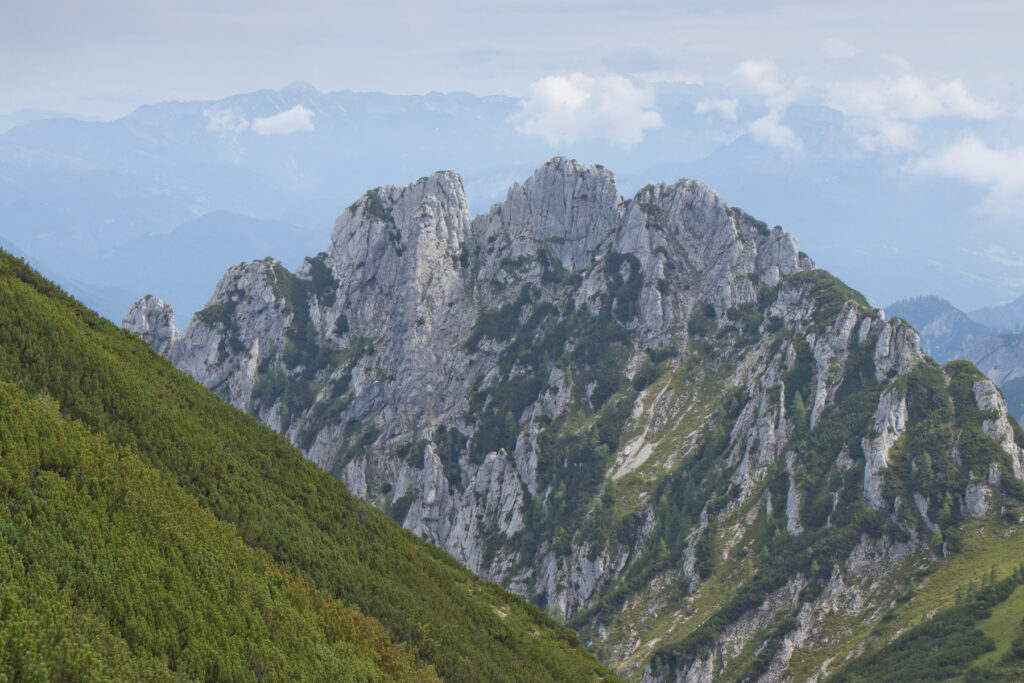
[6,0,1020,215]
[205,104,315,136]
[504,54,1022,220]
[510,73,662,146]
[1,1,1022,317]
[1,78,1022,324]
[913,138,1024,216]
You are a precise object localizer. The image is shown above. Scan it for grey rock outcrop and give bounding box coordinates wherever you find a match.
[123,294,179,357]
[125,158,1024,681]
[964,481,992,519]
[974,379,1024,477]
[863,387,909,510]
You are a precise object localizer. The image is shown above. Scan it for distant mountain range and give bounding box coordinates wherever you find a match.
[886,296,995,362]
[0,108,96,133]
[972,297,1024,332]
[2,82,1023,323]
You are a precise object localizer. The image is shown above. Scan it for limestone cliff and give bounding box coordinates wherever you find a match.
[126,158,1024,681]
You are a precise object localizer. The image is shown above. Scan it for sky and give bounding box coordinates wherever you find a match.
[5,0,1023,215]
[3,0,1023,119]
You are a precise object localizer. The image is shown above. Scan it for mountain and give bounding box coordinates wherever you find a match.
[0,234,133,321]
[971,294,1024,331]
[0,109,87,134]
[887,295,993,362]
[0,250,612,680]
[128,158,1024,680]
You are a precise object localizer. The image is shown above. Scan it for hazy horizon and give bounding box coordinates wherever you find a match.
[3,1,1023,318]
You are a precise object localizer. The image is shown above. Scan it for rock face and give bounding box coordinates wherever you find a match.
[126,158,1024,681]
[974,379,1024,478]
[862,387,908,509]
[122,295,179,356]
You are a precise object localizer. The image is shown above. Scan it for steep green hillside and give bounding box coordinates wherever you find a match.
[827,524,1024,681]
[0,250,614,681]
[0,378,428,681]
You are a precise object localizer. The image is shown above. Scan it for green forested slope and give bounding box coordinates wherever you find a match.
[829,566,1024,681]
[0,379,427,681]
[0,251,613,681]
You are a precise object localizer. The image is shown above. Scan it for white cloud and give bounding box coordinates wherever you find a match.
[827,73,999,153]
[955,269,1024,293]
[733,60,803,152]
[631,69,702,86]
[735,60,793,106]
[205,104,316,137]
[748,110,803,152]
[205,108,249,134]
[251,104,315,136]
[912,137,1024,214]
[695,98,738,121]
[822,37,858,59]
[827,74,999,121]
[511,73,662,147]
[847,118,917,152]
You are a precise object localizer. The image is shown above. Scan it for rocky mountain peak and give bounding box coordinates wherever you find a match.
[473,156,623,272]
[323,169,473,343]
[330,169,470,264]
[125,158,1024,682]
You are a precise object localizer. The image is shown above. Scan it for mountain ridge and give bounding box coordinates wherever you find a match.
[970,293,1024,331]
[128,158,1024,680]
